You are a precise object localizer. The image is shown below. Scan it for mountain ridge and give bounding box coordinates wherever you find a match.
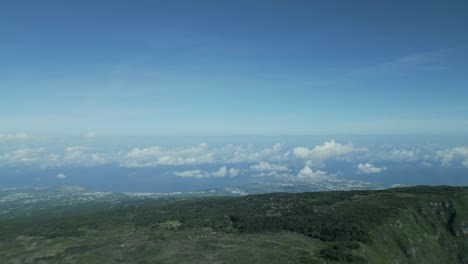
[0,186,466,263]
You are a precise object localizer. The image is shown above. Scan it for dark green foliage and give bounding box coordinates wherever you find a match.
[0,186,466,263]
[319,242,367,263]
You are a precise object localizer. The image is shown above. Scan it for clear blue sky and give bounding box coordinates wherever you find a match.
[1,0,468,135]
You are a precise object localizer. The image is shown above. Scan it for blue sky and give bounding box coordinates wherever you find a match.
[1,1,468,191]
[1,0,468,135]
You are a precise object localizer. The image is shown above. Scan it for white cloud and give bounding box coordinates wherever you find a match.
[58,146,108,167]
[65,146,87,160]
[293,140,366,160]
[357,163,384,174]
[250,161,288,172]
[253,171,292,178]
[223,143,285,163]
[0,133,31,141]
[121,143,287,168]
[174,166,237,178]
[174,170,204,177]
[8,141,468,175]
[229,168,240,177]
[388,149,418,161]
[436,147,468,166]
[420,161,433,168]
[0,147,46,163]
[212,166,227,177]
[0,143,291,169]
[56,173,66,179]
[296,165,329,181]
[122,144,215,167]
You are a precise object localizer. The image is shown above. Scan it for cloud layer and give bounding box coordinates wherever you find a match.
[1,139,467,182]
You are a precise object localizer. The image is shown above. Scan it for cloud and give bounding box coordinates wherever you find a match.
[0,147,46,163]
[212,166,227,177]
[436,147,468,166]
[122,143,215,167]
[0,133,31,141]
[420,161,433,168]
[5,141,467,175]
[388,149,418,161]
[174,170,205,177]
[174,166,238,178]
[296,165,329,181]
[229,168,240,177]
[250,161,288,172]
[0,145,109,168]
[357,163,384,174]
[121,143,286,168]
[222,143,285,163]
[65,146,87,160]
[0,142,291,169]
[293,140,367,160]
[56,173,66,179]
[253,171,292,178]
[61,146,107,166]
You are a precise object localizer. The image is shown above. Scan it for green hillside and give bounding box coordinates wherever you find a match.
[0,186,466,263]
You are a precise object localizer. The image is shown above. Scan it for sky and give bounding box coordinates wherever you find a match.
[1,1,468,191]
[1,0,468,135]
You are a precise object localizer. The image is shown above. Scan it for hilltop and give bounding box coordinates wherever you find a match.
[0,186,466,263]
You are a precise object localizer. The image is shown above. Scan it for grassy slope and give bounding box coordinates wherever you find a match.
[362,187,467,263]
[0,186,466,263]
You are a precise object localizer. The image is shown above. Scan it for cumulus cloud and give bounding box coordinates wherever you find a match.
[357,163,384,174]
[65,146,87,160]
[0,145,112,168]
[61,146,107,166]
[293,140,366,160]
[56,173,66,179]
[4,141,467,177]
[0,147,46,163]
[296,165,329,181]
[222,143,285,163]
[174,166,238,178]
[122,143,215,167]
[174,170,205,177]
[121,143,287,168]
[388,149,419,161]
[0,133,31,141]
[250,161,288,172]
[436,147,468,166]
[212,166,227,177]
[0,142,291,169]
[253,171,292,178]
[229,168,240,177]
[420,161,433,168]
